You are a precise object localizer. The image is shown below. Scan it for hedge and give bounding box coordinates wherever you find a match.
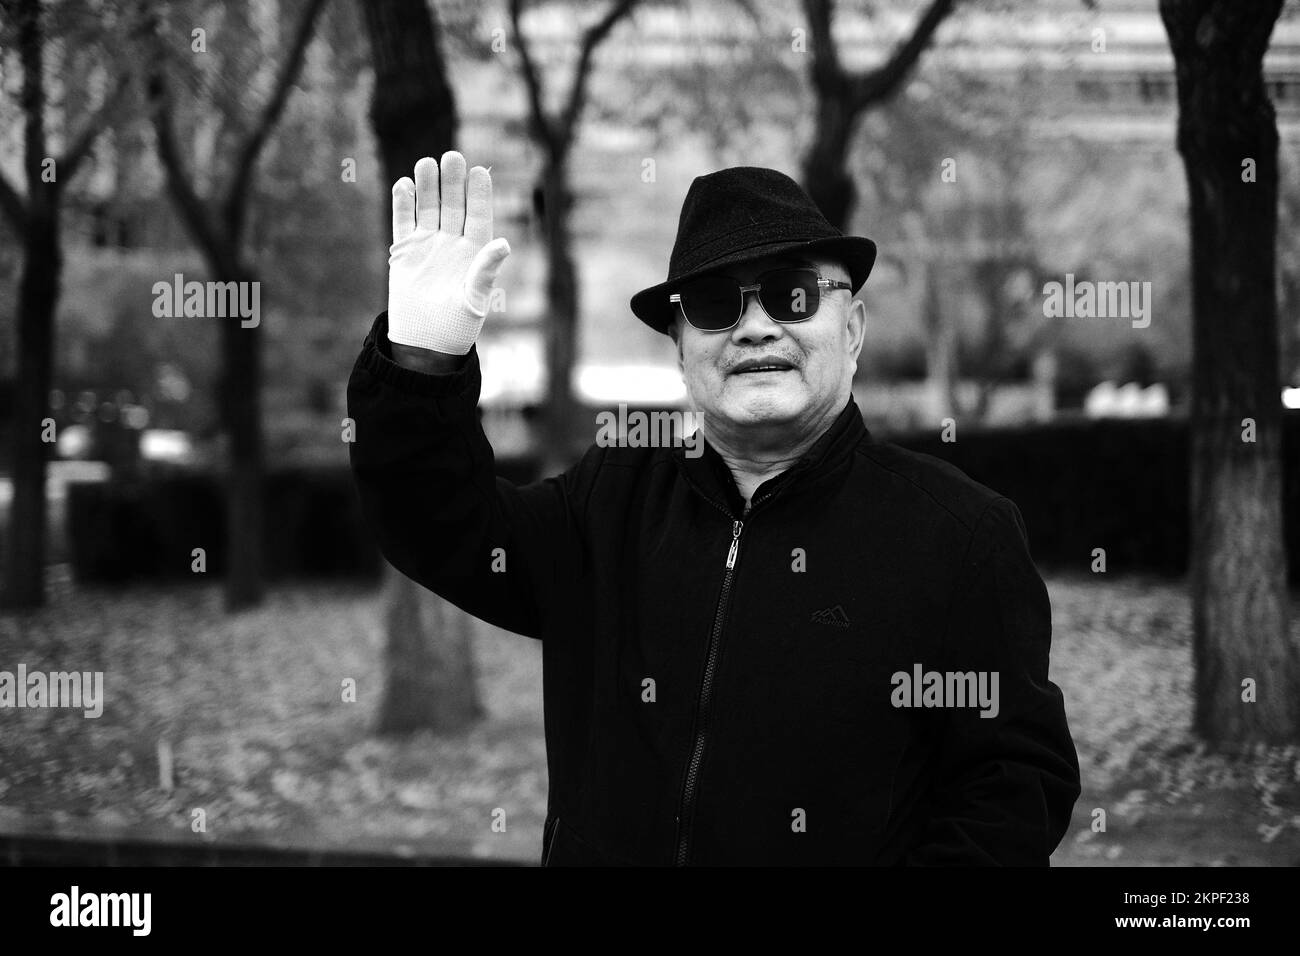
[885,410,1300,584]
[64,416,1300,586]
[67,467,369,584]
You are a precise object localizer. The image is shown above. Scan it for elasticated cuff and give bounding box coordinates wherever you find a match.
[356,311,479,398]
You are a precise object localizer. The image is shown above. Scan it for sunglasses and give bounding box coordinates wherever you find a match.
[669,267,852,333]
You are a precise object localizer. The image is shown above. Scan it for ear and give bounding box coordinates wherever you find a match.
[667,315,685,372]
[846,297,866,367]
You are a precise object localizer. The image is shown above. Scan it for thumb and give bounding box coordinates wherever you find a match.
[464,237,511,315]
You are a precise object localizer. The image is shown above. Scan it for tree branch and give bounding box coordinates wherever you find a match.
[0,170,26,230]
[222,0,329,237]
[851,0,957,108]
[147,69,227,268]
[508,0,557,154]
[58,71,133,182]
[16,0,47,198]
[556,0,638,148]
[802,0,848,100]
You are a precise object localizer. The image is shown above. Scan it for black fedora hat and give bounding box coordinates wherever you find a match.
[630,166,877,335]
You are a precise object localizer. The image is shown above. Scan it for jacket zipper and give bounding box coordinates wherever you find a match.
[673,509,745,866]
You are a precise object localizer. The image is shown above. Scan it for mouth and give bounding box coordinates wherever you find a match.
[729,357,798,375]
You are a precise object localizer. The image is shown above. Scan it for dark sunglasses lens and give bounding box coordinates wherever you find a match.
[760,270,819,322]
[678,276,739,330]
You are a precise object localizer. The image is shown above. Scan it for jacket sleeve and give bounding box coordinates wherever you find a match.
[904,497,1081,866]
[346,311,591,639]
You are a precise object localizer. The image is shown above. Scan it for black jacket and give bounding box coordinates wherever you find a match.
[347,312,1081,866]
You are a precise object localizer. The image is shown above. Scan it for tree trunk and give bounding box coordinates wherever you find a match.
[971,259,1011,425]
[539,157,580,474]
[219,262,265,610]
[378,568,484,732]
[361,0,458,189]
[2,208,59,609]
[798,0,957,231]
[921,258,958,422]
[1161,0,1299,745]
[508,0,640,472]
[146,0,326,613]
[801,98,856,231]
[361,0,482,734]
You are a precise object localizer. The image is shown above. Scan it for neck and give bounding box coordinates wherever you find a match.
[704,399,846,510]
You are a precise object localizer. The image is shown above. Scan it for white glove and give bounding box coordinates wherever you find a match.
[387,151,511,355]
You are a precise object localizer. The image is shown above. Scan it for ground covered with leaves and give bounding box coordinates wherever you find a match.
[1,572,1297,865]
[1047,574,1300,866]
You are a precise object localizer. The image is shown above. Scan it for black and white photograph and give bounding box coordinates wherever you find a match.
[0,0,1297,932]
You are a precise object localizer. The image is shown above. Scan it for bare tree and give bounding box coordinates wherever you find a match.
[1160,0,1299,744]
[0,0,131,608]
[145,0,329,610]
[360,0,483,734]
[507,0,639,470]
[799,0,958,230]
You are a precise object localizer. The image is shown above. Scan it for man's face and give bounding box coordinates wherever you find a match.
[668,252,866,435]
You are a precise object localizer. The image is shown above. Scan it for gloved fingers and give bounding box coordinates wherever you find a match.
[391,177,415,244]
[438,150,468,236]
[464,237,512,315]
[463,165,494,246]
[414,156,440,231]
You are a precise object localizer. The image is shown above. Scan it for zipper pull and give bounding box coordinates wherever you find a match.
[726,520,742,569]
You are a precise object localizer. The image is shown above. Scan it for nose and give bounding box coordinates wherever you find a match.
[730,288,783,343]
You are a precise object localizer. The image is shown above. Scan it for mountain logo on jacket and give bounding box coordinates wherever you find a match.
[811,605,851,628]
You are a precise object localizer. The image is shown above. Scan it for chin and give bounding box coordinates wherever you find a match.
[720,389,808,426]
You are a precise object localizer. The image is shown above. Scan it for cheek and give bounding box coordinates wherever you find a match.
[800,336,852,383]
[681,349,720,394]
[684,342,720,372]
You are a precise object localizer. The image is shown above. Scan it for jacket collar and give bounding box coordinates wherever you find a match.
[675,396,868,516]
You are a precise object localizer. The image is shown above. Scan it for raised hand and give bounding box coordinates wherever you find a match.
[387,151,511,356]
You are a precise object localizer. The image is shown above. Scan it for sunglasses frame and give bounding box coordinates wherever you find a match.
[668,267,853,333]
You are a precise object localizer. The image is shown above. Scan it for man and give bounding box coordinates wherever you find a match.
[347,151,1081,866]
